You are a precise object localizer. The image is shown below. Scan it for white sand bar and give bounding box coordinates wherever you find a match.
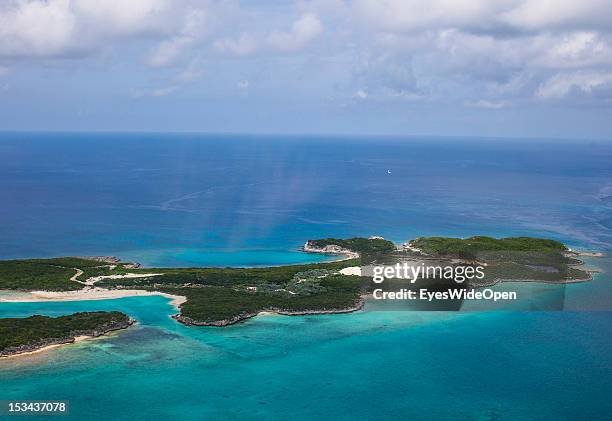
[339,266,362,276]
[0,288,186,309]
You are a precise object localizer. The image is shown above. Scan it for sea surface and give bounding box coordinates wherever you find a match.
[1,133,611,420]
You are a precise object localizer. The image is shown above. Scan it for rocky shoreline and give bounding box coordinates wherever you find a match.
[172,298,365,327]
[73,255,121,264]
[568,250,606,258]
[302,241,360,260]
[72,256,141,268]
[0,317,135,358]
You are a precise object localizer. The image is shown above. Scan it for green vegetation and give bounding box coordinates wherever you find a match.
[285,269,331,296]
[17,257,113,269]
[0,235,594,326]
[409,236,591,285]
[0,312,132,356]
[170,275,367,323]
[96,260,357,289]
[98,261,368,324]
[0,257,137,291]
[308,237,396,262]
[411,236,567,260]
[0,259,84,291]
[0,254,365,325]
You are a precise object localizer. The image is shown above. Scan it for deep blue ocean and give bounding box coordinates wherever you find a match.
[1,133,611,420]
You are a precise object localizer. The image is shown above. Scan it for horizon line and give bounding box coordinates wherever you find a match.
[0,129,610,143]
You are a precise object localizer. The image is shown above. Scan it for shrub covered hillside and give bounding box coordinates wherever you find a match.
[411,236,567,260]
[0,312,132,355]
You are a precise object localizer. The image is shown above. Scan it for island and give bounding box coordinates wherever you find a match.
[404,236,593,285]
[0,236,598,328]
[0,311,134,358]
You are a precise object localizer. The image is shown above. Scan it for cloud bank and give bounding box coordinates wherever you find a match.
[1,0,611,135]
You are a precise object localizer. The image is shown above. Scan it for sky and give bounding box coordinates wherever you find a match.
[0,0,611,139]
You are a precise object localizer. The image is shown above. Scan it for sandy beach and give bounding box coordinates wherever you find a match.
[0,335,100,360]
[339,266,362,276]
[81,272,163,286]
[0,288,186,309]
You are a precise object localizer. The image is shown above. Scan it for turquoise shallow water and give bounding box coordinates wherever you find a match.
[1,258,611,420]
[1,300,611,420]
[1,134,612,419]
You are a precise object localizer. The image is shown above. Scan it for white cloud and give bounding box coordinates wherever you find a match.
[343,0,612,105]
[131,85,178,98]
[73,0,170,36]
[353,0,612,34]
[148,37,192,67]
[151,85,178,96]
[214,33,259,56]
[147,8,208,67]
[353,0,506,33]
[502,0,612,32]
[2,0,612,108]
[466,99,509,109]
[536,71,612,99]
[237,80,249,89]
[354,51,424,100]
[353,89,368,99]
[267,13,323,52]
[214,13,323,57]
[0,0,194,59]
[535,32,612,69]
[177,59,204,82]
[553,32,603,60]
[0,0,79,57]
